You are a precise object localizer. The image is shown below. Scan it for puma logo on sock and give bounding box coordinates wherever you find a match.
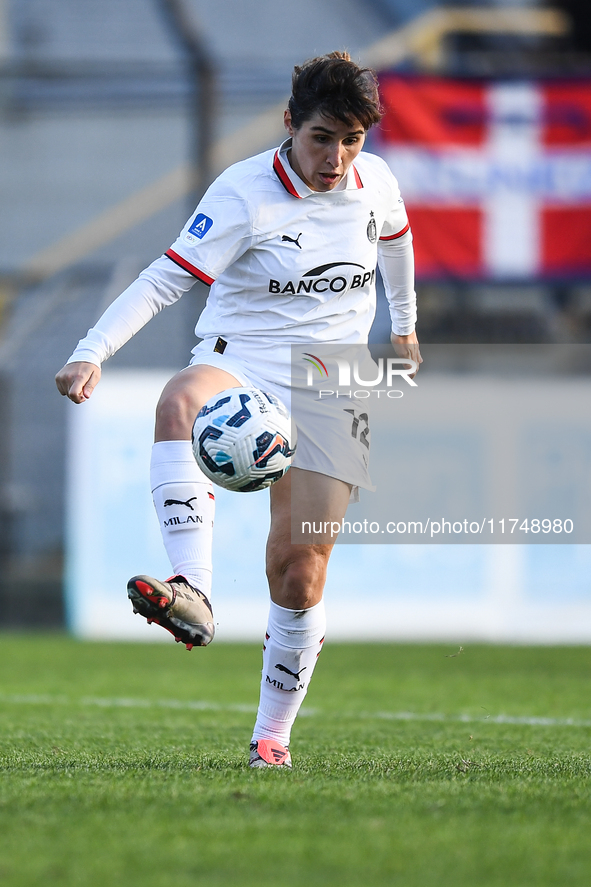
[164,497,198,510]
[275,663,307,681]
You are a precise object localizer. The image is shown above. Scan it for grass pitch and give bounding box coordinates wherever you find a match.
[0,637,590,886]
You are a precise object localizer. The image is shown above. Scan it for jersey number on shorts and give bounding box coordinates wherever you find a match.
[344,409,370,450]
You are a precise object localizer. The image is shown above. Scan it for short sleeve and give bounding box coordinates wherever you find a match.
[166,173,256,285]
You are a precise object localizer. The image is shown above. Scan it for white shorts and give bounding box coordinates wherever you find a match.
[189,337,374,501]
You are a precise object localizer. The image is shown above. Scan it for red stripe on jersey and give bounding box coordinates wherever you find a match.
[165,249,215,285]
[379,222,410,241]
[273,151,301,198]
[353,165,363,188]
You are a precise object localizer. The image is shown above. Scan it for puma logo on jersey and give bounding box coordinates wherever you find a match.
[282,233,303,248]
[164,497,198,510]
[275,663,307,680]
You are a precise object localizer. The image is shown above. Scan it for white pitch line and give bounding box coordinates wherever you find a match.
[0,693,257,714]
[0,694,589,728]
[364,710,591,728]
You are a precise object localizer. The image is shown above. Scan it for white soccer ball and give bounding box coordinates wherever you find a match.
[191,387,296,492]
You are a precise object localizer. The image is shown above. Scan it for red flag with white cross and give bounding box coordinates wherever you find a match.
[373,75,591,280]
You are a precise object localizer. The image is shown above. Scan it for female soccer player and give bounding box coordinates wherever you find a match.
[56,51,421,768]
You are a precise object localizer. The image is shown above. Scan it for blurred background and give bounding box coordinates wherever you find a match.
[0,0,590,639]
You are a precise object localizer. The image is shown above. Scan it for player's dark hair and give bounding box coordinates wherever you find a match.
[288,51,382,132]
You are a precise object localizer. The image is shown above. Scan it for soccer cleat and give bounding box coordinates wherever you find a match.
[127,574,215,649]
[249,739,292,769]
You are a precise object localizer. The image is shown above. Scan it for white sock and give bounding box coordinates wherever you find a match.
[251,599,326,747]
[150,440,215,597]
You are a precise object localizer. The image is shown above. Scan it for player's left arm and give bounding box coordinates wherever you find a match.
[391,330,422,379]
[378,229,422,378]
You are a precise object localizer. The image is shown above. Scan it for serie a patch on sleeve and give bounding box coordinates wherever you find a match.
[185,213,214,244]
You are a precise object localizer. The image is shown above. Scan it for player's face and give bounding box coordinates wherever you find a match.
[284,110,366,192]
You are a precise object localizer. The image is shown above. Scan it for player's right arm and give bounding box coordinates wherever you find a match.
[55,169,254,404]
[54,255,197,403]
[55,361,101,404]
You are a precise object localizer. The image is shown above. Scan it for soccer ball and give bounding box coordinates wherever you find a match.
[191,387,296,492]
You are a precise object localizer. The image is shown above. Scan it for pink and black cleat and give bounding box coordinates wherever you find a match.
[249,739,292,769]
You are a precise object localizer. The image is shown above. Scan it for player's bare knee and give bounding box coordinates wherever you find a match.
[267,547,328,608]
[155,388,197,440]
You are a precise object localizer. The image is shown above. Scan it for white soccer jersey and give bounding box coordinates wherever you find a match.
[167,140,411,345]
[67,141,416,369]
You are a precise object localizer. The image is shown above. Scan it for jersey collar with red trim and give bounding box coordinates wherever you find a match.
[273,139,364,198]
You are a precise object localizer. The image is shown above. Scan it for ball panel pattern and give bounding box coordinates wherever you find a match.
[192,387,296,492]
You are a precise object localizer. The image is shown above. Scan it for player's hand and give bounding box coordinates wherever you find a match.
[391,331,422,379]
[55,361,101,404]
